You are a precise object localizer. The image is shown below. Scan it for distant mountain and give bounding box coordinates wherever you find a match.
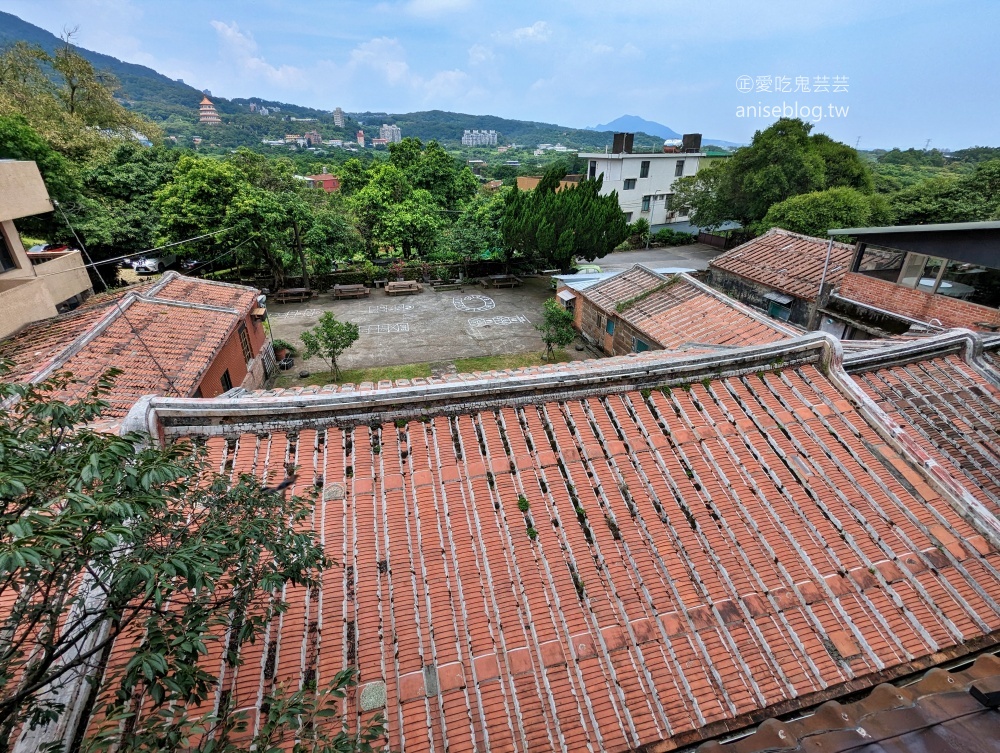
[588,114,743,149]
[588,115,682,140]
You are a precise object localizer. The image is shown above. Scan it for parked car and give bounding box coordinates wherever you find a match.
[179,258,204,274]
[131,252,176,275]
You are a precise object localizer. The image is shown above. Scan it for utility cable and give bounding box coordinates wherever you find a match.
[53,200,183,397]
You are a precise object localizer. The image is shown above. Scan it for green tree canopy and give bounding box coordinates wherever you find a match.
[672,118,873,230]
[889,159,1000,224]
[757,187,891,237]
[300,312,360,379]
[535,298,576,357]
[501,164,628,271]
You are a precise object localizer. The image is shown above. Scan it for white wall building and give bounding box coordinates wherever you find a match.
[577,150,712,226]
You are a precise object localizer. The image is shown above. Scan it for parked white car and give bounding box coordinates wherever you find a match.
[131,252,176,274]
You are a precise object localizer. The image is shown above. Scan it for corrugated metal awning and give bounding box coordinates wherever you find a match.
[556,290,576,302]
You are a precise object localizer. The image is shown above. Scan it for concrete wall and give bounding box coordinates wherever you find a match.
[197,314,267,397]
[575,294,662,356]
[0,161,52,221]
[0,277,58,339]
[34,250,92,307]
[708,268,813,329]
[839,272,1000,331]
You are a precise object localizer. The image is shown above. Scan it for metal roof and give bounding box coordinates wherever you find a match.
[829,220,1000,236]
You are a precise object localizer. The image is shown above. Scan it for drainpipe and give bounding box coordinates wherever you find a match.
[809,237,835,331]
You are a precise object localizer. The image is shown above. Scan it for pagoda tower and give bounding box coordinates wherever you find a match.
[199,96,222,125]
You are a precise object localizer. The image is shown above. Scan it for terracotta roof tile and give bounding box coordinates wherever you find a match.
[0,272,258,416]
[583,267,796,349]
[710,228,856,300]
[151,340,1000,752]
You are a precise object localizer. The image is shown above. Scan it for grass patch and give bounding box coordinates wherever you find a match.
[274,362,433,388]
[453,350,571,373]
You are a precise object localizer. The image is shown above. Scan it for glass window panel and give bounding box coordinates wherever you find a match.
[857,245,905,281]
[898,253,927,288]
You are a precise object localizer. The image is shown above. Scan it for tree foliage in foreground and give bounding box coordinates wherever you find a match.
[501,163,628,272]
[0,365,380,751]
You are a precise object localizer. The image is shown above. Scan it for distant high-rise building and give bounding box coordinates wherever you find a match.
[199,96,221,125]
[333,107,345,127]
[462,129,498,146]
[379,123,402,143]
[356,130,365,147]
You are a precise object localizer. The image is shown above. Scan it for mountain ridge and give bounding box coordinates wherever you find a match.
[588,114,742,147]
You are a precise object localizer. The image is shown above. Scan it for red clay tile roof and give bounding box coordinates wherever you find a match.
[583,267,797,349]
[0,272,259,416]
[853,351,1000,520]
[697,651,1000,753]
[153,340,1000,752]
[710,228,856,301]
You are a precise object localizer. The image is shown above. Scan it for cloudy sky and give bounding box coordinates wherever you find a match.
[6,0,999,148]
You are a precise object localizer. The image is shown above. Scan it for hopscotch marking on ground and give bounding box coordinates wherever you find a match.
[358,323,410,335]
[468,315,531,328]
[368,304,414,313]
[453,294,496,312]
[268,309,322,319]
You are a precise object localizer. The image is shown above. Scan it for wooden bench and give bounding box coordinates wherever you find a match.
[386,280,422,296]
[431,279,463,291]
[333,283,371,299]
[273,287,314,304]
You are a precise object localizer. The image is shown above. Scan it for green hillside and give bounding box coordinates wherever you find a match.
[0,11,675,153]
[352,110,664,151]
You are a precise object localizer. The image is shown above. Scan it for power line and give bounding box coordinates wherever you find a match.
[53,201,183,398]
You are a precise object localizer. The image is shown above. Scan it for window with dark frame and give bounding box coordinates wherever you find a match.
[641,195,651,212]
[674,160,685,177]
[639,160,650,178]
[0,230,17,273]
[589,160,597,179]
[238,323,252,363]
[220,369,233,392]
[623,178,636,190]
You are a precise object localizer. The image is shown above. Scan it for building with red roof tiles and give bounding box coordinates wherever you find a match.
[564,265,800,356]
[0,271,272,416]
[824,221,1000,337]
[305,173,341,192]
[708,228,856,328]
[68,329,1000,753]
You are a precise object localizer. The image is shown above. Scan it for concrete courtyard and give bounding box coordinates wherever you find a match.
[267,244,724,378]
[270,277,563,374]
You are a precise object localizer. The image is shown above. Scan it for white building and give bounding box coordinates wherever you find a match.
[577,149,713,226]
[379,123,403,143]
[462,129,498,146]
[333,107,345,127]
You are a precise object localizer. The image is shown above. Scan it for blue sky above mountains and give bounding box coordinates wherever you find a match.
[5,0,999,148]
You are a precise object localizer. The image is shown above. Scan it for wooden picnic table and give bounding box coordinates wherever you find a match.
[386,280,423,296]
[273,287,314,303]
[333,283,371,299]
[431,278,463,291]
[480,274,523,289]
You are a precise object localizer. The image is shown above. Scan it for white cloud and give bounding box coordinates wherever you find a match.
[499,21,551,44]
[468,44,494,65]
[348,37,413,86]
[210,20,305,88]
[619,42,643,58]
[589,43,614,55]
